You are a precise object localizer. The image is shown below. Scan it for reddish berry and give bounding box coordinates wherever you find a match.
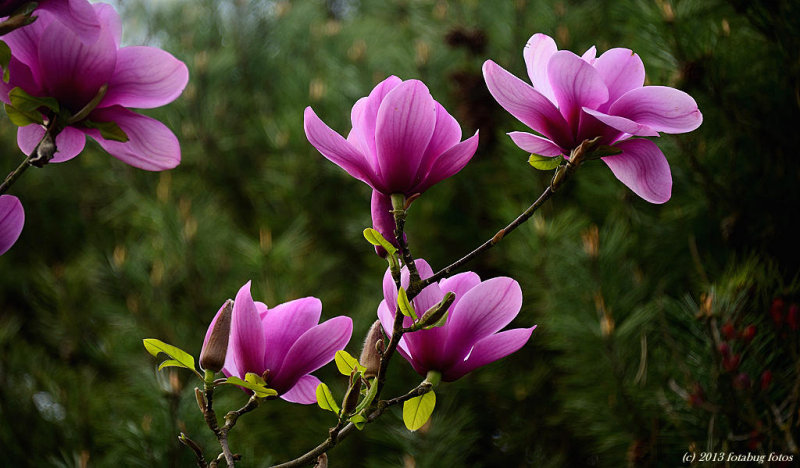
[740,325,757,343]
[718,342,731,357]
[723,353,740,372]
[787,304,798,331]
[760,370,772,391]
[733,372,751,390]
[771,298,785,326]
[721,321,737,340]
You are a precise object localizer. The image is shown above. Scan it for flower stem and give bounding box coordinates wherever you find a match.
[0,119,60,195]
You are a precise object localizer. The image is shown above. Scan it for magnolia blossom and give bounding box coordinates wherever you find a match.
[304,76,479,244]
[483,33,703,203]
[1,1,188,170]
[378,259,535,381]
[0,195,24,255]
[205,281,353,404]
[1,0,100,40]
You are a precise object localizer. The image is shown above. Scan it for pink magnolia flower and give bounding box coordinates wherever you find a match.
[304,76,479,245]
[483,33,703,203]
[1,0,100,40]
[0,195,24,255]
[205,281,353,404]
[377,259,535,382]
[1,2,188,170]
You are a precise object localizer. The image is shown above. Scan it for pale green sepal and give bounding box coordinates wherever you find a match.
[402,390,435,431]
[528,153,563,170]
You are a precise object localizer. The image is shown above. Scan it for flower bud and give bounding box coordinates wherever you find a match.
[359,320,384,379]
[417,292,455,329]
[341,373,363,415]
[314,453,328,468]
[740,324,756,343]
[200,299,233,373]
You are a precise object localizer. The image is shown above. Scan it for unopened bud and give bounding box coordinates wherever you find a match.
[341,372,362,415]
[194,387,206,412]
[417,292,455,329]
[314,453,328,468]
[199,299,233,372]
[360,320,384,379]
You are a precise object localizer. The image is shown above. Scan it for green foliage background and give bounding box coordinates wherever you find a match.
[1,0,799,466]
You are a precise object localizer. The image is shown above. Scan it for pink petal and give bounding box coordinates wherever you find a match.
[414,131,479,193]
[1,16,48,73]
[593,48,645,109]
[1,58,42,104]
[602,138,672,204]
[280,374,321,404]
[0,195,24,256]
[38,19,116,111]
[608,86,703,134]
[90,2,121,46]
[444,277,523,360]
[39,0,102,43]
[546,50,609,128]
[444,326,535,381]
[101,46,188,109]
[304,106,372,185]
[228,281,266,375]
[16,125,87,163]
[270,316,352,393]
[350,75,403,167]
[482,60,573,148]
[85,106,180,170]
[261,297,322,376]
[438,271,481,312]
[581,46,597,64]
[371,190,397,253]
[523,33,558,104]
[375,80,437,193]
[416,101,463,179]
[582,108,659,137]
[508,131,564,156]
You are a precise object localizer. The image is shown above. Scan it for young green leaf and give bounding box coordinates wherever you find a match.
[363,228,397,255]
[244,372,268,387]
[334,350,366,376]
[528,153,563,171]
[83,120,129,142]
[315,382,340,414]
[4,103,43,126]
[0,41,11,82]
[158,359,189,371]
[223,376,278,397]
[397,287,417,320]
[143,338,196,372]
[9,87,59,114]
[402,390,435,431]
[349,413,367,430]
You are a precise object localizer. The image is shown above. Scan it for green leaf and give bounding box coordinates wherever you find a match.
[9,86,59,114]
[83,120,129,142]
[4,103,42,126]
[245,372,268,387]
[143,338,196,372]
[158,359,189,371]
[402,390,435,431]
[528,153,563,170]
[363,228,397,255]
[586,145,623,159]
[397,287,417,320]
[354,378,379,414]
[349,413,367,430]
[334,350,366,376]
[315,382,340,414]
[0,41,11,83]
[223,376,278,397]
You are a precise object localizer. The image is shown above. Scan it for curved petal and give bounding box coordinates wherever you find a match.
[16,125,86,163]
[444,277,523,360]
[261,297,322,375]
[508,131,564,156]
[371,190,398,254]
[39,0,102,43]
[438,271,481,312]
[593,48,645,109]
[270,316,352,393]
[581,46,597,64]
[2,58,42,102]
[1,10,49,71]
[547,50,609,128]
[304,106,372,184]
[482,60,572,148]
[523,33,558,104]
[91,2,122,47]
[375,79,437,193]
[352,75,403,166]
[85,106,180,170]
[609,86,703,134]
[38,19,116,111]
[582,108,659,137]
[415,102,462,183]
[0,195,24,256]
[443,326,535,381]
[377,300,412,360]
[102,46,189,109]
[602,138,672,204]
[228,281,266,375]
[280,374,321,404]
[414,131,479,193]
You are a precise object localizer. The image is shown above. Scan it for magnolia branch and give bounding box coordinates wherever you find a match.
[0,119,59,196]
[193,384,260,467]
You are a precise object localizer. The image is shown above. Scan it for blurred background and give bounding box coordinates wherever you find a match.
[2,0,799,466]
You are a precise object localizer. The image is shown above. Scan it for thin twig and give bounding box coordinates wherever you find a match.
[0,119,59,195]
